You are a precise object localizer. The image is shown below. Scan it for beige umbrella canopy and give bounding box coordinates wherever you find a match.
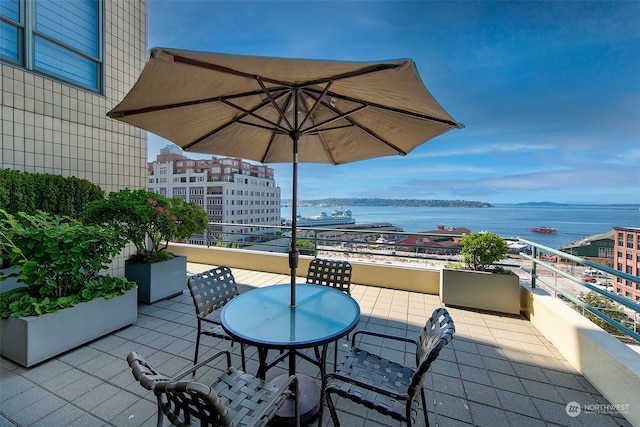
[108,47,463,305]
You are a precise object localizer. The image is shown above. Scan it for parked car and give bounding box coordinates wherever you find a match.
[582,276,597,283]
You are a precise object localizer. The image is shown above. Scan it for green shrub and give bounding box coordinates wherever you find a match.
[0,209,135,317]
[460,232,508,272]
[82,188,209,263]
[0,169,104,218]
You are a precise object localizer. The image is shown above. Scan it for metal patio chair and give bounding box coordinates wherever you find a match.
[127,350,300,427]
[305,258,353,369]
[187,266,246,372]
[324,307,455,427]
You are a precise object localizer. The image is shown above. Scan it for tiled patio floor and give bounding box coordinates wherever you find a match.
[0,263,632,426]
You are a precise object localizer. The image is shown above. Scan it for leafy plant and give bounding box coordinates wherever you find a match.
[580,291,631,336]
[82,188,209,263]
[0,169,104,218]
[0,209,135,317]
[460,232,508,272]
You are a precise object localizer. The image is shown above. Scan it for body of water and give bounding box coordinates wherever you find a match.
[281,204,640,249]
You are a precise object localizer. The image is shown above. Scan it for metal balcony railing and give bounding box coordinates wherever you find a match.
[187,222,640,343]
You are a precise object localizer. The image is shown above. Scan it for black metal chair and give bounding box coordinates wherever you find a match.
[127,350,300,427]
[305,258,352,294]
[324,307,455,427]
[306,258,353,370]
[187,266,246,372]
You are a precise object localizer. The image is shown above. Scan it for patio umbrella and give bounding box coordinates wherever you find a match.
[107,48,463,307]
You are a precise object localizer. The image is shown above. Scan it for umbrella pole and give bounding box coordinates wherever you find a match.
[289,132,300,307]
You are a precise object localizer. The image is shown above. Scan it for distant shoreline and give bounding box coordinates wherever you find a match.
[293,198,493,208]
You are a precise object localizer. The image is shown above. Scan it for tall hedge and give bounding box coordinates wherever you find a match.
[0,169,104,218]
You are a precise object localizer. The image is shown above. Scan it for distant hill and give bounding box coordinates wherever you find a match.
[298,198,493,208]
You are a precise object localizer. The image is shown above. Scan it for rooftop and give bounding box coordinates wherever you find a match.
[0,263,632,426]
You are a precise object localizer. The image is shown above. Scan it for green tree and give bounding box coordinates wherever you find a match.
[460,232,507,271]
[297,239,316,256]
[82,189,209,263]
[581,291,630,336]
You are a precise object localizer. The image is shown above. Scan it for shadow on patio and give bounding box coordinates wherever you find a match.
[0,263,632,426]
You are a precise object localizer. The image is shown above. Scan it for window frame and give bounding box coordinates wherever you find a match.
[0,0,104,93]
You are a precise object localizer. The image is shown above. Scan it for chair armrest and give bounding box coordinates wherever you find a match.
[172,350,232,381]
[248,375,300,427]
[351,329,418,349]
[325,372,410,401]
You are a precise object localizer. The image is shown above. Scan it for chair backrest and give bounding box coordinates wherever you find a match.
[408,308,455,396]
[127,351,171,390]
[305,258,352,294]
[187,266,239,317]
[127,351,233,427]
[154,379,233,427]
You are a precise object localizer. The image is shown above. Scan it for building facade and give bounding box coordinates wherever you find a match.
[0,0,148,276]
[613,226,640,302]
[559,230,615,267]
[148,146,281,245]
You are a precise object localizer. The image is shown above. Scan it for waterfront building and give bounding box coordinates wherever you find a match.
[0,0,147,276]
[613,226,640,302]
[395,225,472,255]
[148,146,281,245]
[559,230,615,267]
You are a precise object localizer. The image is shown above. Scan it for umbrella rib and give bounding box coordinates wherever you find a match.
[299,104,366,135]
[305,88,462,128]
[297,82,333,133]
[256,77,294,132]
[107,88,289,118]
[182,92,291,151]
[300,91,409,155]
[218,98,290,133]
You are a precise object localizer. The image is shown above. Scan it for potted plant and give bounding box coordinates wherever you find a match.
[82,189,209,303]
[0,210,137,367]
[439,232,521,314]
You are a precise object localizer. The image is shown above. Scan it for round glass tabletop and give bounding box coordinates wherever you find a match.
[221,283,360,349]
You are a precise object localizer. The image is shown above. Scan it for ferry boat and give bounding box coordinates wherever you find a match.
[529,226,557,234]
[296,209,356,227]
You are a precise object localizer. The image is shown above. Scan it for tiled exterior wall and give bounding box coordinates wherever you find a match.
[0,0,149,276]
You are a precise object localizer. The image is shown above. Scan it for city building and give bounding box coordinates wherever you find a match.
[559,230,615,266]
[0,0,148,276]
[148,145,281,245]
[613,226,640,301]
[395,225,472,255]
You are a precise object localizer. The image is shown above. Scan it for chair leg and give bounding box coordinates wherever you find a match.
[325,391,341,426]
[155,402,163,427]
[193,323,202,376]
[239,342,246,371]
[420,387,429,427]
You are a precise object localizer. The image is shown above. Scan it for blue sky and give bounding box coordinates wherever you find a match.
[146,1,639,204]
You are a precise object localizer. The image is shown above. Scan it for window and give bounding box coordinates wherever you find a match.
[598,247,614,259]
[618,232,624,246]
[627,234,634,249]
[1,0,102,92]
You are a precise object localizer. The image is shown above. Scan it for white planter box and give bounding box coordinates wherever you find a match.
[125,255,187,303]
[0,287,138,367]
[440,268,521,315]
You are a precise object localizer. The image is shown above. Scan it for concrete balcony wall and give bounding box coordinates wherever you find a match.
[521,287,640,426]
[168,243,440,294]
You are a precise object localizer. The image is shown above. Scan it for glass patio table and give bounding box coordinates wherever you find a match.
[221,283,360,424]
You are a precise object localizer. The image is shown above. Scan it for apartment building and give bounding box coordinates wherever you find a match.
[1,0,148,276]
[148,146,281,245]
[613,226,640,302]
